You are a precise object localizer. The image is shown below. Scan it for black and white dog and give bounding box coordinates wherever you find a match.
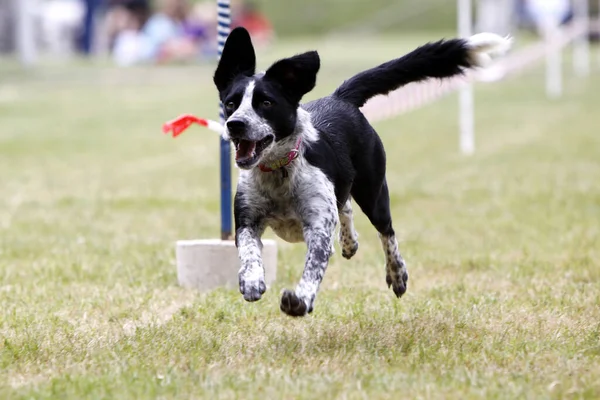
[213,27,511,317]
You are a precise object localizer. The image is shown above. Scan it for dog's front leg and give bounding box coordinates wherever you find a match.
[237,225,267,302]
[280,211,338,317]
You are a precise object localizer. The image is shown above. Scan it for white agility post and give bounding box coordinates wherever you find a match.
[458,0,474,155]
[15,0,37,67]
[572,0,590,76]
[544,18,563,99]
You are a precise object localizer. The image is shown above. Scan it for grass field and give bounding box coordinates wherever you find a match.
[251,0,458,36]
[1,34,600,399]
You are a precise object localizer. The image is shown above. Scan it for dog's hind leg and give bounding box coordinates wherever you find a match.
[378,229,407,298]
[352,179,408,298]
[338,199,359,259]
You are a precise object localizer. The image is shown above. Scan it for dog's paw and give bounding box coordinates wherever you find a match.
[339,228,359,260]
[280,289,311,317]
[239,273,266,302]
[341,241,359,259]
[386,260,408,298]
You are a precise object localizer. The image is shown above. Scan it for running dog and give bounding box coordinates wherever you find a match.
[213,27,511,316]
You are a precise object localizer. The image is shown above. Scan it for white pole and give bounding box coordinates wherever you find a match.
[542,17,563,98]
[15,0,36,67]
[458,0,474,155]
[573,0,590,76]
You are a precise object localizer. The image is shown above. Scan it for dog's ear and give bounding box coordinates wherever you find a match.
[264,51,320,103]
[213,27,256,92]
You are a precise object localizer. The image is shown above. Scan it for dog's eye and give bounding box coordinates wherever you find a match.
[262,100,272,108]
[225,101,236,111]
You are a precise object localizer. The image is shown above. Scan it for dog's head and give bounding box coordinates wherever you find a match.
[213,27,320,170]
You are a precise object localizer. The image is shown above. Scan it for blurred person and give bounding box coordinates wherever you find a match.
[80,0,102,54]
[111,0,212,66]
[39,0,85,56]
[0,0,14,54]
[231,0,273,47]
[514,0,533,29]
[98,0,151,56]
[187,1,218,58]
[525,0,572,33]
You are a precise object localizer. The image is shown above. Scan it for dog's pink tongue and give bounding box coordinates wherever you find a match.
[235,140,256,161]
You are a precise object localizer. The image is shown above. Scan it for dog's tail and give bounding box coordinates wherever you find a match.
[332,33,512,108]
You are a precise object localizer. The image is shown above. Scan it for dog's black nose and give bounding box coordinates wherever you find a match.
[226,119,246,136]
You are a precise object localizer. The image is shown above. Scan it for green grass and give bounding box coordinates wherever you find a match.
[194,0,458,36]
[251,0,458,36]
[247,0,600,37]
[1,34,600,399]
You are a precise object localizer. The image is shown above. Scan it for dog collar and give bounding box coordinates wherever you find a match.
[258,137,301,174]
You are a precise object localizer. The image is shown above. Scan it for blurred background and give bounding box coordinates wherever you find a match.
[0,0,599,256]
[2,4,600,396]
[0,0,598,67]
[0,0,598,237]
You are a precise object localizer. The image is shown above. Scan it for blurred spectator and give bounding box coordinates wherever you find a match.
[102,0,151,53]
[1,0,83,57]
[232,0,273,47]
[41,0,85,56]
[109,0,213,66]
[515,0,572,32]
[527,0,572,28]
[0,0,14,53]
[80,0,102,54]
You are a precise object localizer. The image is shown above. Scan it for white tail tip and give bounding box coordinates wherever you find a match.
[466,33,513,67]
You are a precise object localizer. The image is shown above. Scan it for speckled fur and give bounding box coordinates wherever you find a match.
[379,233,408,297]
[213,27,511,316]
[235,110,338,315]
[339,199,359,259]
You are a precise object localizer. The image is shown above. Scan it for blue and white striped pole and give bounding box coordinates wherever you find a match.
[217,0,232,240]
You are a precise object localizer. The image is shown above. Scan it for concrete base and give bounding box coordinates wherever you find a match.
[176,239,277,292]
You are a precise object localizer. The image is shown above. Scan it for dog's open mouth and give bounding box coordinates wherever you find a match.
[233,136,274,168]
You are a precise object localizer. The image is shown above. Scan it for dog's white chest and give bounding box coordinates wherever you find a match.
[257,171,305,243]
[267,216,304,243]
[239,154,337,245]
